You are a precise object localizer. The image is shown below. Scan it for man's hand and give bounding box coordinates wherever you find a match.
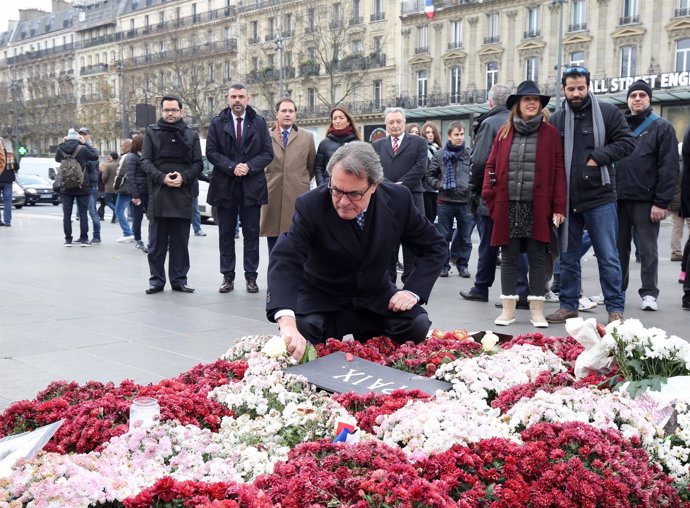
[132,197,141,206]
[234,163,249,177]
[388,290,417,313]
[586,158,598,167]
[276,315,307,361]
[650,205,667,223]
[163,172,182,187]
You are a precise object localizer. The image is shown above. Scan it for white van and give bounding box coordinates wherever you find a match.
[18,157,60,181]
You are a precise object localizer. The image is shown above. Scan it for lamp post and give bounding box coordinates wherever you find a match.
[553,0,567,107]
[117,60,130,139]
[275,36,285,98]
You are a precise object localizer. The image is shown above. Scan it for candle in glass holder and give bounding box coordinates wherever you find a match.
[129,397,160,431]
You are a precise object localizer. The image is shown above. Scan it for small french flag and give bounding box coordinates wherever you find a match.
[425,0,435,19]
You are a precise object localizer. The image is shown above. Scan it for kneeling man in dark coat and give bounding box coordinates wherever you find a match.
[266,141,447,360]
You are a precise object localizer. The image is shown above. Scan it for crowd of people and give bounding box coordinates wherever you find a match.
[4,66,688,353]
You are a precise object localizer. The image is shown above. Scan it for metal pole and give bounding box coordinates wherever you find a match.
[11,78,19,152]
[554,0,565,107]
[118,60,130,139]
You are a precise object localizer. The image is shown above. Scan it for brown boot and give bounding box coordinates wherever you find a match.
[495,295,518,326]
[528,296,548,328]
[545,307,578,324]
[608,311,624,324]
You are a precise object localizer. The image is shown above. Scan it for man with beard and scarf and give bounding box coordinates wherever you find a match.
[615,80,679,312]
[140,96,203,294]
[546,66,635,325]
[206,83,273,295]
[424,122,473,278]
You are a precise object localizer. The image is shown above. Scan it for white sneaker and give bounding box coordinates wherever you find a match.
[544,290,559,303]
[641,295,658,311]
[590,293,605,304]
[116,235,135,243]
[578,296,597,312]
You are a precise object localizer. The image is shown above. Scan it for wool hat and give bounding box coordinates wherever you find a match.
[506,80,551,110]
[67,128,80,140]
[627,79,652,99]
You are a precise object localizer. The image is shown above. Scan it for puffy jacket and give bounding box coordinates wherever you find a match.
[55,140,100,196]
[424,146,472,203]
[615,108,679,208]
[206,105,273,207]
[125,152,147,198]
[314,132,358,186]
[550,97,635,213]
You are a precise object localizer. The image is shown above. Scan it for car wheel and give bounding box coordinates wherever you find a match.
[53,201,60,206]
[14,204,23,209]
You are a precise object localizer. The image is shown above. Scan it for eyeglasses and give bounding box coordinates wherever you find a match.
[563,66,590,78]
[328,182,373,202]
[162,108,181,114]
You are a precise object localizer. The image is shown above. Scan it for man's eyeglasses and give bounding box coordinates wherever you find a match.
[162,108,181,114]
[328,183,373,202]
[563,66,590,78]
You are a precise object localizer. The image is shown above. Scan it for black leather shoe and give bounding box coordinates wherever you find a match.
[219,279,234,293]
[460,287,489,302]
[457,266,471,278]
[145,286,164,294]
[172,285,195,293]
[440,267,449,277]
[246,279,259,293]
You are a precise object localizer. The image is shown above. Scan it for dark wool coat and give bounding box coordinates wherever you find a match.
[482,121,567,246]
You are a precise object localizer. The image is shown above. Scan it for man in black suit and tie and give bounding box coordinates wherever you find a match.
[206,83,274,294]
[373,107,429,282]
[266,142,447,361]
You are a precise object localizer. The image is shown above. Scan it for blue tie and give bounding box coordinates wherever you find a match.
[355,212,365,230]
[282,130,289,149]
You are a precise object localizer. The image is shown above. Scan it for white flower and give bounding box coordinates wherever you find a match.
[261,335,288,358]
[481,331,500,352]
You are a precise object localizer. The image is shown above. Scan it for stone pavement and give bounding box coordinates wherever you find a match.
[1,205,688,410]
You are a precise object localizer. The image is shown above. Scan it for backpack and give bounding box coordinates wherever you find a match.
[58,145,85,190]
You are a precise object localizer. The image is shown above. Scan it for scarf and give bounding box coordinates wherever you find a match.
[441,141,464,190]
[327,125,355,139]
[561,91,607,252]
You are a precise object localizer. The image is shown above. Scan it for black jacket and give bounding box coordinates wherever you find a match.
[550,97,635,213]
[206,105,273,207]
[125,152,148,198]
[424,146,472,203]
[140,119,203,219]
[372,134,428,194]
[615,108,679,208]
[55,140,100,196]
[681,127,690,218]
[314,132,359,186]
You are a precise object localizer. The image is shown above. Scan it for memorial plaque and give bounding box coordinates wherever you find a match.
[286,352,452,395]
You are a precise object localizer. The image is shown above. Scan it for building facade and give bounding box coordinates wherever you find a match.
[1,0,690,154]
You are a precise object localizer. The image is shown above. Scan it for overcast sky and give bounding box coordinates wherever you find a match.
[1,1,55,33]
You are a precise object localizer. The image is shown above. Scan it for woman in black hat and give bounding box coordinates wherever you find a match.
[482,80,567,328]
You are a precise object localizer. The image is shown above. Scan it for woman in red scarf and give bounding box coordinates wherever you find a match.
[314,106,361,186]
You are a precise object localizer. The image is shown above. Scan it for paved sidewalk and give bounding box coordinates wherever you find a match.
[1,207,688,409]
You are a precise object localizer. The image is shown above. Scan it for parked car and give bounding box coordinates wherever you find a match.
[12,181,25,208]
[15,174,61,206]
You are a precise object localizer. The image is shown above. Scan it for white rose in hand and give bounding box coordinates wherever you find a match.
[481,331,500,353]
[262,335,288,358]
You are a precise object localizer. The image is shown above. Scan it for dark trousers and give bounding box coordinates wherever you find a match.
[683,238,690,306]
[501,237,548,297]
[217,184,260,281]
[388,191,425,284]
[132,194,148,243]
[297,308,431,345]
[147,217,191,288]
[422,191,438,223]
[617,200,660,299]
[267,236,278,255]
[61,193,90,241]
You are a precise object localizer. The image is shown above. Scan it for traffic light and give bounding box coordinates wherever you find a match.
[17,145,28,156]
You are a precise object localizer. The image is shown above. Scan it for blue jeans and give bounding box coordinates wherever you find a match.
[553,230,591,280]
[559,202,625,312]
[62,193,90,241]
[88,186,101,241]
[436,202,474,269]
[115,194,133,237]
[0,183,12,225]
[104,193,117,219]
[192,197,202,233]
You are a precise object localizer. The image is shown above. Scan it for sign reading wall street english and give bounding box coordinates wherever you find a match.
[285,352,452,395]
[591,72,690,94]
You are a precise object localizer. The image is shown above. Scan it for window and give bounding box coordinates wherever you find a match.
[267,17,275,39]
[525,57,539,82]
[207,63,213,81]
[416,25,428,53]
[158,12,164,26]
[207,96,214,112]
[620,45,637,77]
[159,41,165,54]
[622,0,639,21]
[486,13,499,44]
[570,0,586,31]
[285,14,292,36]
[144,15,149,29]
[680,0,690,16]
[449,20,462,49]
[192,3,198,22]
[307,88,316,110]
[373,80,382,108]
[224,61,231,81]
[251,56,258,72]
[486,61,498,90]
[206,30,213,44]
[333,3,342,27]
[307,8,316,32]
[676,38,690,71]
[526,7,539,37]
[449,66,461,103]
[353,0,361,19]
[416,70,428,106]
[250,20,258,42]
[569,51,585,66]
[352,39,363,54]
[373,36,383,54]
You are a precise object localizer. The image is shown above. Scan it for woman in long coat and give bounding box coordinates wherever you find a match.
[482,80,567,328]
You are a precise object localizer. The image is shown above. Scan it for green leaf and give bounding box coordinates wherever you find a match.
[300,343,318,364]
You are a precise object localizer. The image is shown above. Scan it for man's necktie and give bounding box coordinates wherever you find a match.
[282,130,289,149]
[236,117,242,148]
[355,212,365,230]
[392,137,399,153]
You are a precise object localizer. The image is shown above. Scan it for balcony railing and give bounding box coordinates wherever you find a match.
[237,0,283,13]
[80,94,106,104]
[524,29,541,38]
[246,67,295,83]
[329,20,344,29]
[265,33,276,41]
[370,12,385,22]
[6,44,75,65]
[619,15,639,25]
[447,41,463,50]
[116,6,236,41]
[80,63,109,76]
[483,35,500,44]
[281,30,293,38]
[676,8,690,16]
[414,46,429,54]
[299,62,320,76]
[126,40,238,68]
[568,22,587,32]
[349,16,363,26]
[305,25,317,34]
[248,36,260,44]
